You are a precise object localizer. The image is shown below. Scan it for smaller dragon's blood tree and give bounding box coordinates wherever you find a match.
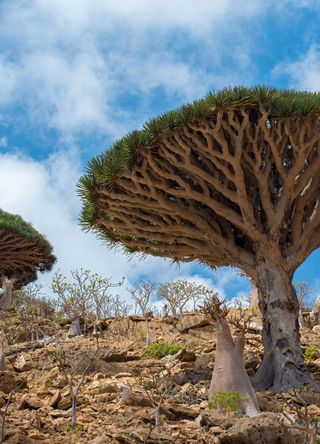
[0,209,56,307]
[201,294,260,417]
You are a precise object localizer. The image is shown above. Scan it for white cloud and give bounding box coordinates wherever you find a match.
[0,150,212,296]
[273,45,320,91]
[0,1,273,305]
[0,57,17,106]
[0,0,267,140]
[0,149,251,305]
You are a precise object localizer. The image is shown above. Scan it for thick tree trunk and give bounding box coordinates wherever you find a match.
[253,261,315,392]
[209,318,260,417]
[250,282,259,308]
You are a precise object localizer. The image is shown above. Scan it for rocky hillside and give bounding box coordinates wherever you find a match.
[0,312,320,444]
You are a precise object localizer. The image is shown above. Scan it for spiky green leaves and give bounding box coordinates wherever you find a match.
[79,85,320,247]
[0,209,53,252]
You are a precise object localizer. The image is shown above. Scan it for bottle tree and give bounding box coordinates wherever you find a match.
[0,209,56,305]
[79,86,320,392]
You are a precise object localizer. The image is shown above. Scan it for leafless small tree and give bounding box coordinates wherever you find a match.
[138,372,174,428]
[228,299,262,348]
[52,269,127,329]
[120,370,176,429]
[128,281,156,316]
[12,283,53,341]
[90,276,124,320]
[280,389,320,444]
[51,269,94,330]
[158,280,214,318]
[48,336,99,428]
[0,383,23,443]
[112,295,132,318]
[294,281,313,310]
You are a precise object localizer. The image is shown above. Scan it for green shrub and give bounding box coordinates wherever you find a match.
[143,342,182,359]
[303,344,318,361]
[208,391,250,413]
[137,328,146,339]
[65,424,83,432]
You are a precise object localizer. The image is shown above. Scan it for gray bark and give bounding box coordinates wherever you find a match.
[253,261,315,392]
[71,395,77,428]
[145,320,151,346]
[68,319,82,337]
[0,278,14,310]
[0,354,6,371]
[155,405,161,427]
[250,281,259,308]
[209,318,260,417]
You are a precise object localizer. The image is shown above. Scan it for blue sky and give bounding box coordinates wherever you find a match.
[1,0,320,304]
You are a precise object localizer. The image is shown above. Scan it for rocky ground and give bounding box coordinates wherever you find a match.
[0,312,320,443]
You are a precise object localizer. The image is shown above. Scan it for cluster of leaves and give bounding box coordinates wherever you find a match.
[303,344,319,362]
[143,342,183,359]
[208,391,250,413]
[0,209,53,252]
[0,209,56,286]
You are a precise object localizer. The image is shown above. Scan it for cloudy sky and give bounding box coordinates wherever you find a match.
[1,0,320,304]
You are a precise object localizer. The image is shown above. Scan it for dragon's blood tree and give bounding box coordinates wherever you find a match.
[79,86,320,392]
[0,209,56,306]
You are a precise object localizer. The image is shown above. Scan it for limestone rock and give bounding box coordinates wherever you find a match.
[174,348,196,362]
[307,404,320,416]
[176,313,210,333]
[93,372,105,380]
[219,412,305,444]
[4,434,38,444]
[47,390,61,408]
[210,426,225,434]
[13,354,33,372]
[87,379,118,394]
[0,371,27,393]
[114,372,132,378]
[101,350,128,362]
[120,385,152,408]
[248,321,263,332]
[18,394,46,410]
[50,409,70,418]
[57,394,72,410]
[89,437,110,444]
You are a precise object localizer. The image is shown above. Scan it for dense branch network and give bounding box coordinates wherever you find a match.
[81,101,320,279]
